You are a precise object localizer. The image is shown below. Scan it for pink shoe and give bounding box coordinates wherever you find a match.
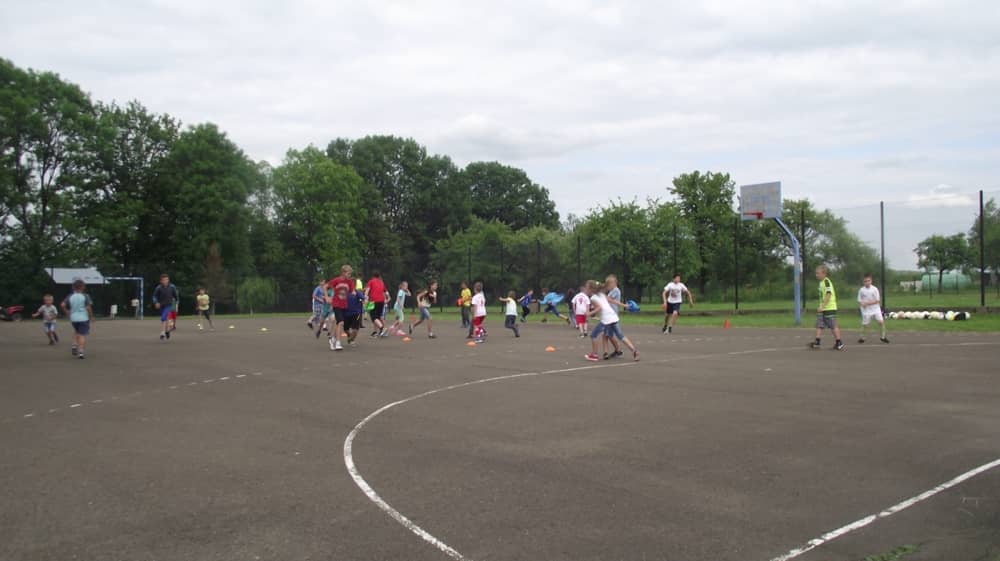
[585,353,600,362]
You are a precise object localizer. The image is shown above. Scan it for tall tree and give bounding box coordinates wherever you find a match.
[0,58,96,302]
[272,146,366,278]
[669,171,736,295]
[460,161,560,230]
[915,233,970,292]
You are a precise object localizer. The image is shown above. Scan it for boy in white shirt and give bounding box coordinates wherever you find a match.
[585,280,639,362]
[470,282,487,343]
[498,290,520,337]
[857,274,889,344]
[32,294,60,345]
[662,274,694,334]
[571,286,591,337]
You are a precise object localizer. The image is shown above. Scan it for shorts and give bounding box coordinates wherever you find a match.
[544,304,559,314]
[369,302,385,321]
[344,313,362,331]
[332,307,346,324]
[816,311,838,330]
[199,309,211,320]
[473,316,485,328]
[575,314,587,326]
[591,322,624,341]
[666,302,682,315]
[168,310,177,321]
[43,321,56,333]
[72,321,90,336]
[861,309,884,325]
[394,306,404,322]
[419,307,431,320]
[311,305,324,319]
[160,305,173,322]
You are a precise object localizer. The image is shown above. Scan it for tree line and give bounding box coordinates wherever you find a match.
[6,57,991,313]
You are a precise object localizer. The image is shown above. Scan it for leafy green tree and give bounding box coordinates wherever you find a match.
[460,161,560,230]
[272,146,366,277]
[0,58,96,302]
[669,171,736,295]
[781,198,880,286]
[575,200,661,297]
[915,233,970,292]
[236,276,277,314]
[969,197,1000,290]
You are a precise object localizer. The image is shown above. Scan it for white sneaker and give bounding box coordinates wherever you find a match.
[328,337,336,351]
[334,340,343,351]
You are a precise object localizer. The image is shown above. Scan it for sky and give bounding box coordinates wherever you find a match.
[2,0,998,269]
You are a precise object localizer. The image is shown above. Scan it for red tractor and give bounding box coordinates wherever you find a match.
[1,305,25,321]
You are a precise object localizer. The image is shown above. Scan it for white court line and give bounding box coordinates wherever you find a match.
[343,347,796,561]
[768,458,1000,561]
[344,341,1000,560]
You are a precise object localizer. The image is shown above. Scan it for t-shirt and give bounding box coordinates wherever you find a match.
[461,288,472,307]
[196,293,210,311]
[327,276,352,309]
[366,278,386,303]
[607,287,621,312]
[819,278,838,312]
[36,304,58,322]
[63,292,92,323]
[153,283,179,307]
[394,289,407,310]
[572,292,591,315]
[312,285,326,309]
[504,299,517,316]
[541,292,563,306]
[664,282,687,304]
[346,290,364,315]
[519,293,533,307]
[857,285,880,314]
[590,293,620,325]
[471,292,487,318]
[418,290,436,308]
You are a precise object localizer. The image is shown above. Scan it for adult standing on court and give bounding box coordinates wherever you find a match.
[326,265,353,351]
[661,274,694,334]
[152,274,179,341]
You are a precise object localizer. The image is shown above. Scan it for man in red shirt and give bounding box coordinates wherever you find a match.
[327,264,353,351]
[364,271,387,338]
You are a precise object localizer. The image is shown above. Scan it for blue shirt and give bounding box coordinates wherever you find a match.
[541,292,563,305]
[312,286,325,309]
[608,287,621,312]
[519,294,533,307]
[63,292,92,323]
[346,290,364,315]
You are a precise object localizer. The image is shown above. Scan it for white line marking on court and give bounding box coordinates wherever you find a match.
[48,409,58,413]
[236,374,246,378]
[203,379,214,383]
[69,403,81,408]
[220,377,230,381]
[768,458,1000,561]
[91,399,102,403]
[23,413,33,418]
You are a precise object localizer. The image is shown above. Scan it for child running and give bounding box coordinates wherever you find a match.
[364,271,387,338]
[61,279,94,359]
[518,289,534,322]
[539,289,570,324]
[470,282,487,342]
[572,286,591,337]
[499,290,520,337]
[152,274,179,341]
[388,281,410,336]
[307,278,326,330]
[585,280,638,362]
[32,294,59,345]
[810,265,844,350]
[195,287,214,331]
[315,285,334,339]
[603,275,625,359]
[344,285,365,347]
[409,281,438,338]
[661,274,694,334]
[857,273,889,344]
[326,264,353,352]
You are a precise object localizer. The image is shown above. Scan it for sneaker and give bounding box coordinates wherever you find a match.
[380,329,389,338]
[328,337,336,351]
[612,350,624,358]
[408,324,413,335]
[564,317,571,325]
[71,346,78,356]
[578,333,587,338]
[661,327,668,334]
[520,317,526,323]
[585,353,600,362]
[514,332,520,338]
[78,353,85,360]
[53,333,59,343]
[307,321,313,329]
[633,350,640,362]
[809,341,822,349]
[370,331,378,338]
[334,340,343,351]
[857,338,865,344]
[880,336,890,344]
[159,332,165,341]
[348,340,357,347]
[834,341,845,351]
[603,352,610,360]
[316,329,322,339]
[428,333,436,339]
[667,326,673,334]
[474,338,484,344]
[165,330,170,339]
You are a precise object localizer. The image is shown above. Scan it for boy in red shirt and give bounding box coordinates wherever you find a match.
[364,271,387,338]
[327,264,353,351]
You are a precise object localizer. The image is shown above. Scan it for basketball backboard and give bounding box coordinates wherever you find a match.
[740,181,782,221]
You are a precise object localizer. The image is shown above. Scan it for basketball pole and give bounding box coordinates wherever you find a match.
[773,218,802,326]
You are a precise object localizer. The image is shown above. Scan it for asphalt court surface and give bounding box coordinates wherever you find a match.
[1,316,998,561]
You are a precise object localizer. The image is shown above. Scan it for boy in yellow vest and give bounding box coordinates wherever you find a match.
[810,265,844,350]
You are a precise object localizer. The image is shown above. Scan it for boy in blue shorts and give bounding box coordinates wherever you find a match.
[61,280,94,359]
[307,278,326,330]
[152,273,179,341]
[32,294,60,345]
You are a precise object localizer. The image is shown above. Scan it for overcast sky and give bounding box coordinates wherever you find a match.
[3,0,998,268]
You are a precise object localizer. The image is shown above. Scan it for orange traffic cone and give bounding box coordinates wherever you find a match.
[723,318,731,329]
